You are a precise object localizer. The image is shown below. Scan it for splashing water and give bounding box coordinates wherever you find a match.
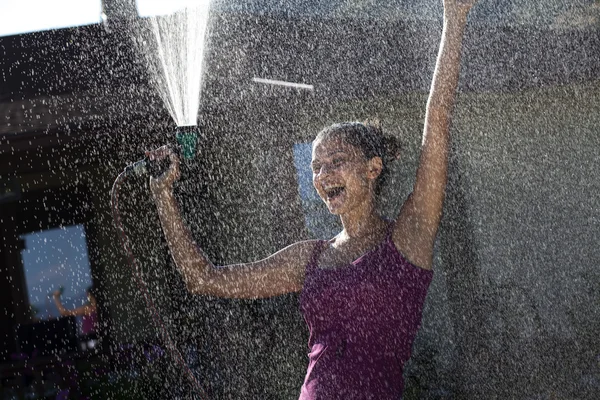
[135,1,212,127]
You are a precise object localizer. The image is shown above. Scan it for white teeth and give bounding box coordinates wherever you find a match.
[324,186,344,199]
[324,185,343,190]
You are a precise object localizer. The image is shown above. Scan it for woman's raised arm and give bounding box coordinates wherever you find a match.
[148,146,316,299]
[53,291,95,317]
[395,0,477,269]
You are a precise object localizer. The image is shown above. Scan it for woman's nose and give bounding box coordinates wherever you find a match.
[317,163,332,176]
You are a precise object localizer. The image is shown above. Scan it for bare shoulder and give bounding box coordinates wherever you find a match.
[392,194,435,270]
[262,239,320,270]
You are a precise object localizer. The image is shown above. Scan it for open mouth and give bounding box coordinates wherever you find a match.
[325,186,345,200]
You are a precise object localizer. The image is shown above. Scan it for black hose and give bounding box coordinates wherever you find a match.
[110,169,209,400]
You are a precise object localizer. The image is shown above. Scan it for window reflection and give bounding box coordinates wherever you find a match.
[20,225,92,324]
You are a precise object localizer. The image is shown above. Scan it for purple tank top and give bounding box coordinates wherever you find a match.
[299,225,433,399]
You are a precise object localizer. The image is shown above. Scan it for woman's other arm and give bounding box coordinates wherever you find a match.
[53,291,95,317]
[395,0,477,269]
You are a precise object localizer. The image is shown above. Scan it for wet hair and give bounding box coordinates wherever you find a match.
[314,120,402,195]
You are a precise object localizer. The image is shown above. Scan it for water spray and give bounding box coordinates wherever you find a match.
[111,2,212,396]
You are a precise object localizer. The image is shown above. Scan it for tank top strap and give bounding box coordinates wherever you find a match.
[306,240,327,275]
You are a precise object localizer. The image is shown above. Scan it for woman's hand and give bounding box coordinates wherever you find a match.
[145,145,181,196]
[52,290,61,298]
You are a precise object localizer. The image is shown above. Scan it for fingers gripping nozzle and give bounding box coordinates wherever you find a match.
[124,125,199,178]
[124,158,152,177]
[123,150,176,178]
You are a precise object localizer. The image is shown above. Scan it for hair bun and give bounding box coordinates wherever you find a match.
[360,119,401,163]
[383,135,402,163]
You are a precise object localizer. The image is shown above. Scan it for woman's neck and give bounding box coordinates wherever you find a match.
[338,202,385,240]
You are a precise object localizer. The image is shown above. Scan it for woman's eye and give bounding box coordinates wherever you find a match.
[332,158,344,166]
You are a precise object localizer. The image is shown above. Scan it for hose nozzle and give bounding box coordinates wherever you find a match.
[175,125,199,160]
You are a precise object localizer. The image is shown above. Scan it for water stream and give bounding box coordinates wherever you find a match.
[134,0,212,127]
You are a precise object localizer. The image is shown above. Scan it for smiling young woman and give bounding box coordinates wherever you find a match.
[146,0,478,398]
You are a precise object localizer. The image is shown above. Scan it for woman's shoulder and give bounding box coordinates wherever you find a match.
[272,239,323,264]
[289,239,324,251]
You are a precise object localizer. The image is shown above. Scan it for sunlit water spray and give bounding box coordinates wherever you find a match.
[114,3,216,398]
[134,1,212,128]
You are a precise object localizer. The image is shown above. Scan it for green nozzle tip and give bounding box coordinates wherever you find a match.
[175,126,199,160]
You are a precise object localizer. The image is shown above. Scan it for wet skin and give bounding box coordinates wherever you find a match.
[311,137,392,267]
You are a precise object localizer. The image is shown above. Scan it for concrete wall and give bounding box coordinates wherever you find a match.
[442,82,600,399]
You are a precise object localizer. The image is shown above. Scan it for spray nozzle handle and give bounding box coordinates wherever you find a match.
[123,124,198,178]
[125,145,181,178]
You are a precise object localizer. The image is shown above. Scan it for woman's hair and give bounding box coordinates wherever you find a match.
[314,120,402,195]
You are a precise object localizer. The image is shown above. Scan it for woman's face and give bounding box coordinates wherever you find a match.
[311,136,381,215]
